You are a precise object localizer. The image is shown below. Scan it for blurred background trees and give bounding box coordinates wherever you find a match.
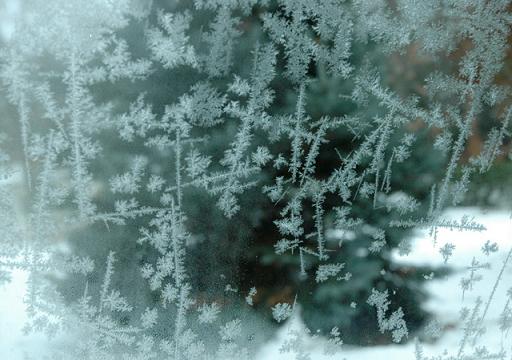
[57,0,450,345]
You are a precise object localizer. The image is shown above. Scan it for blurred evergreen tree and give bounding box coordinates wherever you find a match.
[60,0,450,345]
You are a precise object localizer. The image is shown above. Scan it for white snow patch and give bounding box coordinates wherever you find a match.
[257,207,512,359]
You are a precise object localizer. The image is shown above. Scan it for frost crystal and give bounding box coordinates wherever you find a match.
[0,0,511,358]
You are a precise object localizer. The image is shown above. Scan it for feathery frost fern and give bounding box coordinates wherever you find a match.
[0,0,511,359]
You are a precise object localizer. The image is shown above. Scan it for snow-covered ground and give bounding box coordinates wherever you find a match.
[0,207,511,359]
[0,269,50,358]
[256,207,512,359]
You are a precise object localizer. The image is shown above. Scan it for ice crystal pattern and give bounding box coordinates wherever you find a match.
[0,0,511,359]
